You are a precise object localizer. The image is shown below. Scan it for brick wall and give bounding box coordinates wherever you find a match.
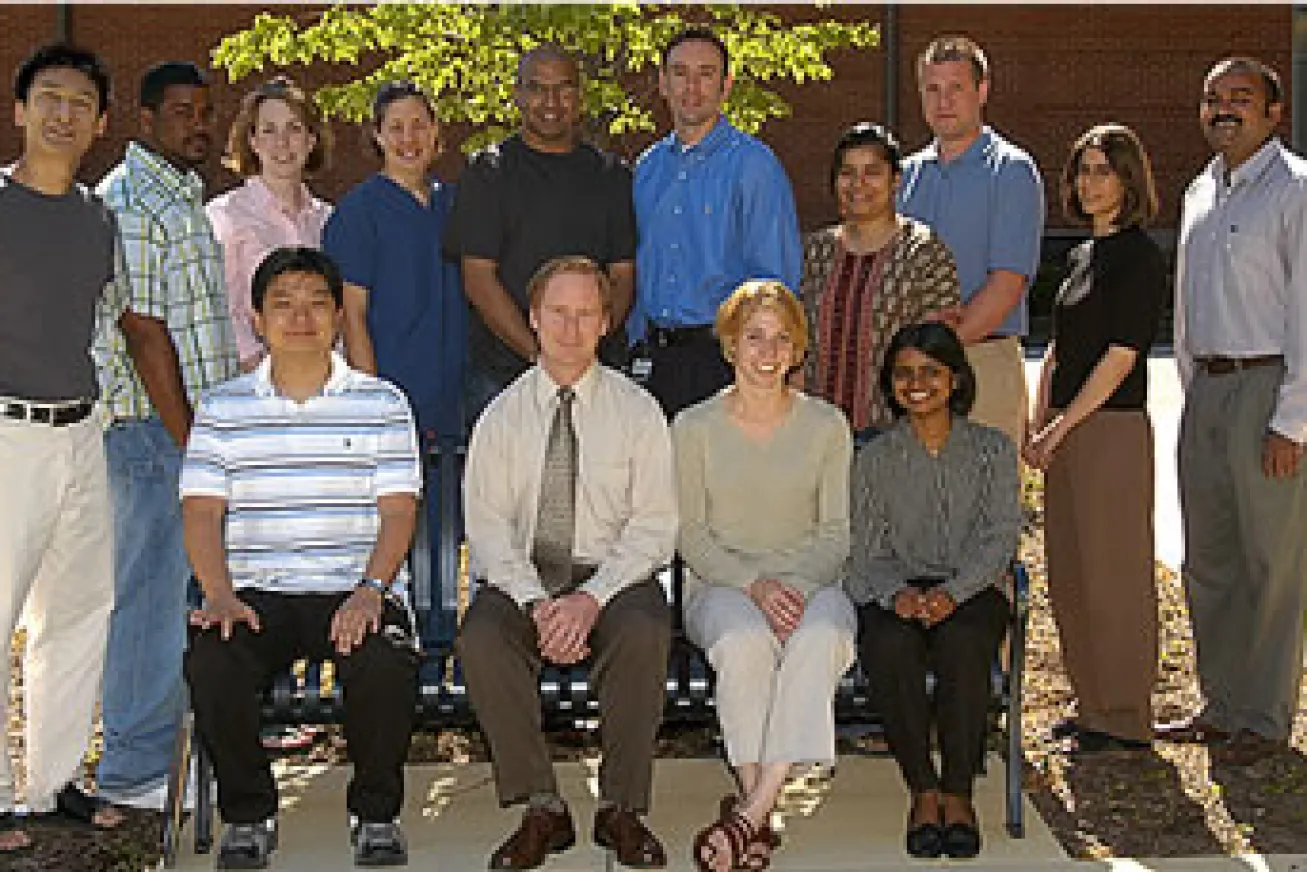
[0,4,1290,232]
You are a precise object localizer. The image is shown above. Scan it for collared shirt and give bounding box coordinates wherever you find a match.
[846,418,1020,609]
[324,173,465,438]
[464,363,677,607]
[631,117,801,342]
[96,141,236,420]
[897,127,1045,336]
[179,352,422,595]
[1175,138,1307,441]
[206,177,332,364]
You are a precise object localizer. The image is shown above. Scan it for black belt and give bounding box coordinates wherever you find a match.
[647,324,715,349]
[1195,355,1283,375]
[1,398,94,426]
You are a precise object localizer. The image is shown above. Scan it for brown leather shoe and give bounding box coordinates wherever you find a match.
[593,806,666,869]
[488,806,575,870]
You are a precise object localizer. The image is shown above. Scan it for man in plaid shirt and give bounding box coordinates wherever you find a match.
[93,60,236,816]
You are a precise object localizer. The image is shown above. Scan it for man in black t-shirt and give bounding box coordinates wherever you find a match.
[444,45,636,423]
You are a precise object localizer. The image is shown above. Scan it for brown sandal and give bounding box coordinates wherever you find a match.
[713,795,779,871]
[693,798,757,872]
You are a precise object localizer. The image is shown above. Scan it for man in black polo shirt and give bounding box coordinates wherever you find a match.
[444,44,636,423]
[0,44,169,850]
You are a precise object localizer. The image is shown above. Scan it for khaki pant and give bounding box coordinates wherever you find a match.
[1179,364,1307,740]
[965,337,1028,450]
[0,410,114,812]
[1045,409,1157,741]
[685,586,856,766]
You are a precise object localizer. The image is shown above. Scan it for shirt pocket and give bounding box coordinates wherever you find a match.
[577,448,631,525]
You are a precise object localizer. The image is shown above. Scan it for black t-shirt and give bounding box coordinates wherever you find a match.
[443,135,636,383]
[1050,225,1167,410]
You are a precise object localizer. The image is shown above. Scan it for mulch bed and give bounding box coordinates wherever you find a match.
[6,496,1306,869]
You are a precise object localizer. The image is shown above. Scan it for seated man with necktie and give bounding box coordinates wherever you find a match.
[458,255,678,871]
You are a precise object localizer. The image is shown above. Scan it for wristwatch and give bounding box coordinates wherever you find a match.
[357,577,390,597]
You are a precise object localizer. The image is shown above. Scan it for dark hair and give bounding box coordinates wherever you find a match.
[516,44,578,86]
[1205,56,1283,108]
[224,76,331,177]
[15,43,110,114]
[251,247,344,312]
[879,322,976,418]
[830,121,902,195]
[1061,123,1158,228]
[916,35,989,86]
[661,27,730,73]
[140,61,207,111]
[369,80,437,158]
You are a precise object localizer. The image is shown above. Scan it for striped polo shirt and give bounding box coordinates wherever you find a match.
[180,353,422,595]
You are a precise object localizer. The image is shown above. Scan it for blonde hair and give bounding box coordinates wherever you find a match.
[714,280,809,363]
[526,255,613,314]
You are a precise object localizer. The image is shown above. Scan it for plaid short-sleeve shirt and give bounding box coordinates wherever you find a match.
[95,142,236,419]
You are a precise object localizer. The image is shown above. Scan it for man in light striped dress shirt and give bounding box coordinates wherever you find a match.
[181,247,421,868]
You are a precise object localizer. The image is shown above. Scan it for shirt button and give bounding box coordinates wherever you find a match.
[661,308,671,317]
[673,206,682,215]
[670,242,679,250]
[677,171,687,181]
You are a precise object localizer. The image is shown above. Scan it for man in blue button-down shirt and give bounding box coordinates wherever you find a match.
[632,27,801,417]
[898,35,1044,449]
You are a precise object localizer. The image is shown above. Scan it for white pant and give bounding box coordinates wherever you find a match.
[686,586,856,766]
[0,411,114,812]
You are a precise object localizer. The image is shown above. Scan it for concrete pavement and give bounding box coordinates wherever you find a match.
[170,757,1063,871]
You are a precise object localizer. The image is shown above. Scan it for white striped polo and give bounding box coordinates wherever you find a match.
[180,352,422,595]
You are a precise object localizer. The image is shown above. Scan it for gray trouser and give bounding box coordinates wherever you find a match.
[1178,363,1307,739]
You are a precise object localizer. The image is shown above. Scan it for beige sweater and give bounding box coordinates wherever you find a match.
[672,391,852,600]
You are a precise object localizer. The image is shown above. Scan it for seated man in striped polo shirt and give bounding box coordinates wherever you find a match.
[181,247,422,869]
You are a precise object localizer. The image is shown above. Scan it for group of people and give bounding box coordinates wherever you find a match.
[0,20,1303,872]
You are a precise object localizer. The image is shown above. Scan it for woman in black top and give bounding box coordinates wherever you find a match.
[1025,123,1166,754]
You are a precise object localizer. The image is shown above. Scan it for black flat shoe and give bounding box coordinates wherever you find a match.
[1050,717,1081,740]
[942,821,981,859]
[905,821,944,859]
[1071,728,1151,757]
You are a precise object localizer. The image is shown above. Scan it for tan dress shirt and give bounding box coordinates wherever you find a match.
[464,363,677,607]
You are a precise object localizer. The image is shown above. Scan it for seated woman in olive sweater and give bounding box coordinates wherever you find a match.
[848,322,1020,860]
[673,280,853,872]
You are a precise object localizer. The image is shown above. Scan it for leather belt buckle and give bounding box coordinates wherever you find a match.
[1,398,93,426]
[1197,355,1282,376]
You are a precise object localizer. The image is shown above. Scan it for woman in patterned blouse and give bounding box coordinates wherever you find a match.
[847,322,1020,860]
[801,122,961,441]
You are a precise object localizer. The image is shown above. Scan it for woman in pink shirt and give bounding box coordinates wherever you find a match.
[207,77,333,371]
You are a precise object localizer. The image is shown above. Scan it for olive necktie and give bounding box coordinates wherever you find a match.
[532,386,577,594]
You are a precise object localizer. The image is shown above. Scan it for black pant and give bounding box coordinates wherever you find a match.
[642,330,733,419]
[185,590,419,824]
[456,580,671,811]
[858,588,1008,795]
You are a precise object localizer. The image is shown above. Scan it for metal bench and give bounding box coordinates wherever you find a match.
[161,440,1028,865]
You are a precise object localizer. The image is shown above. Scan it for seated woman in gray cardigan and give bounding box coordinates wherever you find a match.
[673,280,853,872]
[848,322,1020,860]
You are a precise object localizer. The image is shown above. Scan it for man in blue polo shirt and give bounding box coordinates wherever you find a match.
[182,247,421,869]
[632,27,801,417]
[898,35,1045,449]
